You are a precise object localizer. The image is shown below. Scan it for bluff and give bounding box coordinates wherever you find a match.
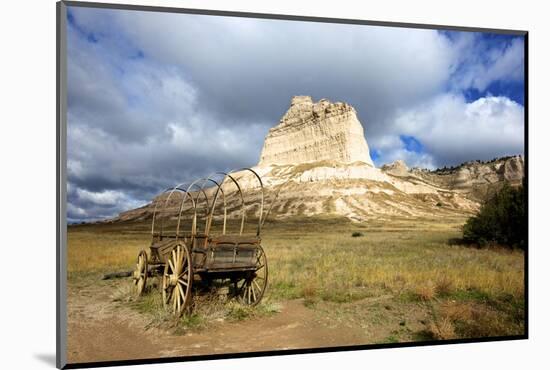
[115,97,524,223]
[258,96,374,167]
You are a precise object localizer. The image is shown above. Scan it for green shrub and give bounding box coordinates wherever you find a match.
[352,232,364,237]
[462,183,526,249]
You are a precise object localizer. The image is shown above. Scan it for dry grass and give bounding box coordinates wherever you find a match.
[428,317,457,340]
[440,301,474,321]
[414,281,436,301]
[259,217,524,306]
[435,276,455,296]
[423,299,524,340]
[67,222,151,276]
[301,283,320,307]
[67,215,525,340]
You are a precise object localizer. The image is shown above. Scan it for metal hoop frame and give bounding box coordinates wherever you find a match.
[151,167,267,240]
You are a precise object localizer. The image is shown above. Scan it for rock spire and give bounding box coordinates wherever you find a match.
[258,96,374,167]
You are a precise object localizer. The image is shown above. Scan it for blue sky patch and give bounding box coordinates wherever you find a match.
[68,9,101,45]
[463,81,524,105]
[130,50,145,60]
[400,135,424,153]
[370,149,380,162]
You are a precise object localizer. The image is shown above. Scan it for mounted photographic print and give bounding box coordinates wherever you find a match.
[56,1,528,368]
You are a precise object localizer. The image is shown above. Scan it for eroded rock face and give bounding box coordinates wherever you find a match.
[437,155,524,190]
[258,96,374,167]
[381,160,409,177]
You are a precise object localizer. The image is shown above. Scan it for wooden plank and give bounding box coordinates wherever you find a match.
[210,235,261,245]
[205,262,257,270]
[204,267,257,273]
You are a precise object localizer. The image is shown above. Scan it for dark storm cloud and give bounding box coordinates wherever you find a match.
[70,8,455,134]
[66,6,524,221]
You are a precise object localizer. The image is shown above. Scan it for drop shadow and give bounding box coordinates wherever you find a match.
[34,353,56,367]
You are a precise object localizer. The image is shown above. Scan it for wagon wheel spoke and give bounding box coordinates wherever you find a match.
[242,283,247,304]
[236,246,268,306]
[172,249,178,271]
[253,279,262,293]
[133,250,148,297]
[255,249,264,265]
[168,260,176,275]
[178,283,186,304]
[163,244,193,317]
[176,245,182,272]
[253,284,259,302]
[250,284,256,303]
[238,279,248,293]
[173,283,179,313]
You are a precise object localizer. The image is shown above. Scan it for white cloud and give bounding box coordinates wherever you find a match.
[393,94,524,165]
[450,35,524,92]
[69,187,146,222]
[76,188,125,206]
[370,135,437,169]
[70,6,456,133]
[67,203,87,217]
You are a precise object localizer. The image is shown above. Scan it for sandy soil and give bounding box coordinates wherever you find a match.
[67,277,426,365]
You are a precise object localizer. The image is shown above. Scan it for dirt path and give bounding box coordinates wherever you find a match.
[67,278,386,364]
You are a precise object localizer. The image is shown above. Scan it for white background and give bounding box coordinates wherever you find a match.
[1,0,548,369]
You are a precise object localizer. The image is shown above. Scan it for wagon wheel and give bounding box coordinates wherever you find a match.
[132,250,148,296]
[162,243,193,316]
[236,245,268,306]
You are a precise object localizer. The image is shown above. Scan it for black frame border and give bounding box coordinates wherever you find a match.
[56,1,529,369]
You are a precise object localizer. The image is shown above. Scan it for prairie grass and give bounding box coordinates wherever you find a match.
[259,217,524,305]
[67,221,151,276]
[67,215,525,340]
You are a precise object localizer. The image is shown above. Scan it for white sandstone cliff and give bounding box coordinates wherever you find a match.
[258,96,374,167]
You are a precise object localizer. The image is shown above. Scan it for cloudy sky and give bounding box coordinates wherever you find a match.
[65,6,525,222]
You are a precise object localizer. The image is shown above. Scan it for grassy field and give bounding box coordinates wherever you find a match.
[68,215,525,342]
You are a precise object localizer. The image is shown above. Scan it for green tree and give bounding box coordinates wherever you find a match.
[462,183,526,249]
